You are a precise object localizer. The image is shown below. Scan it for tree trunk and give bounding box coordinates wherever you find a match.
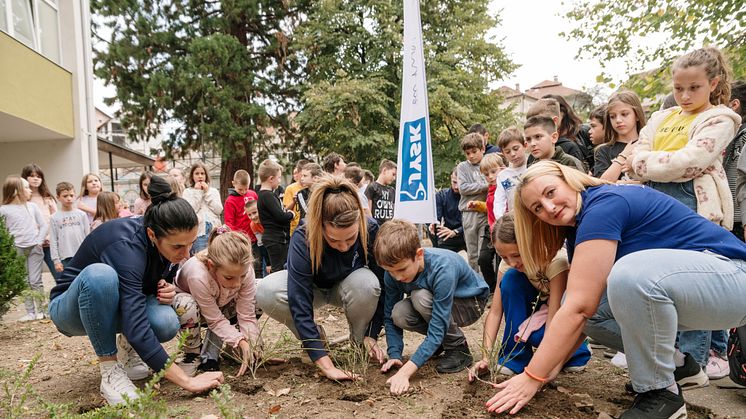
[219,139,254,203]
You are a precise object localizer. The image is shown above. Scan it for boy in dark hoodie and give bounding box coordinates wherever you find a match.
[525,98,587,170]
[224,169,259,243]
[524,115,585,172]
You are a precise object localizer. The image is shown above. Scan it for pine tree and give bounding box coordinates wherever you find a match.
[0,217,28,318]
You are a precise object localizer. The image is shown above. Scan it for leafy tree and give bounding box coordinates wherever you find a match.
[294,0,517,184]
[563,0,746,99]
[0,217,27,318]
[92,0,309,197]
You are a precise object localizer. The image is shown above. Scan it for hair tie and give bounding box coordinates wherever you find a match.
[325,186,343,195]
[215,225,230,235]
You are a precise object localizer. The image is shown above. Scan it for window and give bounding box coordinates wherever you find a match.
[10,0,35,48]
[37,0,59,62]
[1,0,61,63]
[0,0,7,32]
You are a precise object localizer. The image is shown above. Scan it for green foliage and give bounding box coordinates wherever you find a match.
[0,217,27,318]
[0,354,39,417]
[210,384,242,419]
[294,0,517,184]
[562,0,746,100]
[92,0,310,193]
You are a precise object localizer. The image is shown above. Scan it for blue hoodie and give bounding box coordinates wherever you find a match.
[50,217,176,371]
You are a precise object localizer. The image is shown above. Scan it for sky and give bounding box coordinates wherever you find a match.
[487,0,631,95]
[94,1,649,115]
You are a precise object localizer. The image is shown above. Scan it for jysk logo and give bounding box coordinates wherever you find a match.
[399,117,428,202]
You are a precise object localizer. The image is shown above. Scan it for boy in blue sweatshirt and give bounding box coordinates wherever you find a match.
[375,220,489,395]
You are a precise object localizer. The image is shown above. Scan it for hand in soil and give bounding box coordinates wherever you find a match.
[468,359,489,382]
[386,370,410,395]
[380,358,403,373]
[322,366,360,381]
[236,339,258,377]
[485,372,542,414]
[364,337,385,364]
[186,371,225,393]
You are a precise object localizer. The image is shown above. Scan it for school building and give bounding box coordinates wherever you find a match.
[0,1,150,191]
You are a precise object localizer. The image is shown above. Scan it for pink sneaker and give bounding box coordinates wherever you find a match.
[705,350,729,380]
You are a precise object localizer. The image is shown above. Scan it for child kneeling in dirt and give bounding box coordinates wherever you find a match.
[468,213,590,381]
[375,219,489,395]
[172,225,262,377]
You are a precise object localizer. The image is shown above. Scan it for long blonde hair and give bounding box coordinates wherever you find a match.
[2,176,27,205]
[306,176,368,273]
[513,161,607,278]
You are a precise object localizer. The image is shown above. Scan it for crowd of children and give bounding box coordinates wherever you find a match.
[1,46,745,418]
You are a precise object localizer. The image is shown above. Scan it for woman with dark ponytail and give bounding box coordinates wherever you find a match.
[48,176,224,406]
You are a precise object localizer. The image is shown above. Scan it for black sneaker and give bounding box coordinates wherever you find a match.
[433,345,444,357]
[197,358,221,372]
[674,353,709,389]
[625,353,709,394]
[620,386,686,419]
[436,344,472,373]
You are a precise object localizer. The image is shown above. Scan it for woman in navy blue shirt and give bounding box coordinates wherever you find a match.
[256,176,385,381]
[486,161,746,419]
[49,176,223,405]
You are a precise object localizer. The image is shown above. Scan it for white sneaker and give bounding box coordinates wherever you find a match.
[497,365,516,376]
[611,352,628,369]
[100,362,139,405]
[563,365,587,373]
[176,353,201,377]
[705,350,730,380]
[19,313,36,322]
[117,335,150,380]
[35,312,46,320]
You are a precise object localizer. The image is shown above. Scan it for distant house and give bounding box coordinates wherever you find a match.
[498,77,593,118]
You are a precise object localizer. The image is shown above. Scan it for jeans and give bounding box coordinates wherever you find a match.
[648,180,724,366]
[42,245,61,280]
[16,245,45,315]
[255,268,380,344]
[390,289,487,350]
[478,225,497,292]
[601,249,746,393]
[499,269,591,373]
[647,180,697,211]
[192,221,213,254]
[49,263,180,358]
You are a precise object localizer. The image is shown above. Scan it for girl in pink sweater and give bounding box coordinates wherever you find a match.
[172,225,261,376]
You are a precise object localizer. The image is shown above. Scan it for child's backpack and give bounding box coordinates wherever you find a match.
[727,325,746,385]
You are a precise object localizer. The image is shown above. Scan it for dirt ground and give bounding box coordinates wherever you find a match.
[1,294,741,419]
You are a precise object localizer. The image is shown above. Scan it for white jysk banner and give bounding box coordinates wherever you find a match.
[393,0,437,224]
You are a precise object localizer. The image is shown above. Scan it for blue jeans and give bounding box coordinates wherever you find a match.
[603,249,746,393]
[42,245,61,280]
[647,180,726,366]
[49,263,179,357]
[498,269,591,373]
[192,221,213,254]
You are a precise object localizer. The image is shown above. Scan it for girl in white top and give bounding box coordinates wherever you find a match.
[0,176,49,321]
[76,173,102,226]
[182,162,223,253]
[22,164,58,279]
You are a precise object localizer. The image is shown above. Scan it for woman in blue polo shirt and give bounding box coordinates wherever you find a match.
[485,161,746,419]
[49,176,223,405]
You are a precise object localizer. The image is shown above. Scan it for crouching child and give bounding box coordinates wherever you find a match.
[375,219,489,395]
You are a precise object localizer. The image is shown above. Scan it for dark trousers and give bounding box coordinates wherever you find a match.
[263,234,288,273]
[428,227,467,253]
[478,225,497,292]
